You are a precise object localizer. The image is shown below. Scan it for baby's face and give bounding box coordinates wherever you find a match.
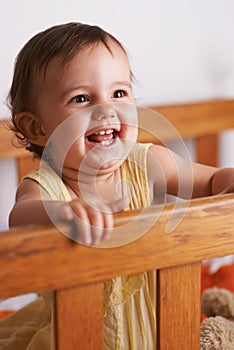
[35,41,137,175]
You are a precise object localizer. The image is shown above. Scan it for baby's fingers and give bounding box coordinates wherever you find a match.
[57,198,127,246]
[69,202,93,245]
[87,207,112,245]
[68,202,111,245]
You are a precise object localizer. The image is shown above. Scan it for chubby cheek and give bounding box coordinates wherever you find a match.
[118,103,138,141]
[46,114,89,149]
[120,123,138,143]
[49,134,86,169]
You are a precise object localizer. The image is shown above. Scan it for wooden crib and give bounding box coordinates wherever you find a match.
[0,99,234,349]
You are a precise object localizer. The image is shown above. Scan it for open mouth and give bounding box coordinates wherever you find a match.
[86,127,120,147]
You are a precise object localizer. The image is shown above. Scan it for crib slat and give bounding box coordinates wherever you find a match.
[56,282,103,350]
[157,263,201,350]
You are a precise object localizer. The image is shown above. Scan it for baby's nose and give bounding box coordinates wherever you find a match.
[92,104,117,121]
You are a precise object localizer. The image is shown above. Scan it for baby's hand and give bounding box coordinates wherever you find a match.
[53,197,129,245]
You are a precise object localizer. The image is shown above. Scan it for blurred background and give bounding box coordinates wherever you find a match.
[0,0,234,227]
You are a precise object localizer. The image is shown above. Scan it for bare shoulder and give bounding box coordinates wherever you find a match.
[9,178,53,227]
[147,144,172,160]
[147,144,179,181]
[15,178,50,202]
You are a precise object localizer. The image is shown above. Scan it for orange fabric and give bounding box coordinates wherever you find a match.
[201,263,234,294]
[0,311,14,319]
[201,263,234,321]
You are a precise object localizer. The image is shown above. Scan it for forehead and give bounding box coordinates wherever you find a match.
[43,41,130,81]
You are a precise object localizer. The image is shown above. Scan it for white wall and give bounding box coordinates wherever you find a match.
[0,0,234,227]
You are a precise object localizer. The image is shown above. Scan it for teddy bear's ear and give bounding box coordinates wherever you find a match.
[201,287,234,319]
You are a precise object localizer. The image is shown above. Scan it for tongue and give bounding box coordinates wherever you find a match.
[88,133,113,143]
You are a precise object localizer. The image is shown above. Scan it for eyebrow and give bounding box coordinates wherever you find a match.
[114,81,132,90]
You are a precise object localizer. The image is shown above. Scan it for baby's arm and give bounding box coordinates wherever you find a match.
[189,162,234,197]
[148,145,234,199]
[9,178,123,245]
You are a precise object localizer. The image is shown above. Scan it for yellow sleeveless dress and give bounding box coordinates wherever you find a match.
[0,143,156,350]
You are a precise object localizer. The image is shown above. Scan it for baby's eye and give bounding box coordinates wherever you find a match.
[71,95,89,103]
[113,90,127,98]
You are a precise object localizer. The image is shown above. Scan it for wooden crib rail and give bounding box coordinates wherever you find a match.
[138,98,234,141]
[0,194,234,349]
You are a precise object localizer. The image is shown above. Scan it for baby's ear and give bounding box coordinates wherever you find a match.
[15,112,47,146]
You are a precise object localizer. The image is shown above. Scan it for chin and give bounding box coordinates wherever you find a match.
[81,141,133,175]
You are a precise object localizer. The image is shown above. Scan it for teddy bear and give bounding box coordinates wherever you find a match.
[200,287,234,349]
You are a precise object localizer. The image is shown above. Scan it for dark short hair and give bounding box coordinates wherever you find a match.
[8,22,128,158]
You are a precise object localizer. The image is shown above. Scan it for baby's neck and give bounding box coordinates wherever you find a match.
[63,168,122,203]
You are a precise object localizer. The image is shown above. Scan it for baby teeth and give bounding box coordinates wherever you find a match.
[101,140,113,146]
[105,129,113,135]
[94,129,113,135]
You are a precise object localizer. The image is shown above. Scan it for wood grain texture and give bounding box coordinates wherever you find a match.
[56,283,103,350]
[196,134,218,166]
[157,263,201,350]
[138,99,234,143]
[0,194,233,298]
